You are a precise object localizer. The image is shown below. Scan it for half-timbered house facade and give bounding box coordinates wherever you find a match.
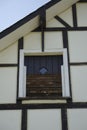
[0,0,87,130]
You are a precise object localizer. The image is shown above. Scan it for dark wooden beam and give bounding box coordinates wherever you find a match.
[40,7,46,29]
[21,109,27,130]
[79,0,87,2]
[55,16,71,28]
[40,7,46,52]
[33,27,87,32]
[1,102,87,110]
[72,4,78,27]
[0,64,18,67]
[61,109,68,130]
[62,31,69,48]
[70,62,87,66]
[41,30,44,52]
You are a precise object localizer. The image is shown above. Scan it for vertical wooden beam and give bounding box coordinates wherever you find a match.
[41,30,44,52]
[40,7,46,52]
[21,109,27,130]
[40,7,46,29]
[61,109,68,130]
[62,31,68,48]
[72,4,78,27]
[62,31,72,102]
[17,37,24,103]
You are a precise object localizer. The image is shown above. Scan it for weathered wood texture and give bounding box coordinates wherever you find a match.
[26,74,62,99]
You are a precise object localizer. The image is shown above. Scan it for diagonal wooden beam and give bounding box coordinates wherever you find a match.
[55,16,71,28]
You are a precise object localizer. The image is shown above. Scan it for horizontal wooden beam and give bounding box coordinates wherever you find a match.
[0,64,18,67]
[0,102,87,110]
[33,27,87,32]
[70,62,87,65]
[79,0,87,2]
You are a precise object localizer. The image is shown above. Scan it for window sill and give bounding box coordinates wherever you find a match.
[17,96,71,104]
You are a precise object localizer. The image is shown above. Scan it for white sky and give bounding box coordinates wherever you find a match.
[0,0,50,32]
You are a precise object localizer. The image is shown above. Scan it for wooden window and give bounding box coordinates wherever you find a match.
[24,55,63,99]
[18,49,70,99]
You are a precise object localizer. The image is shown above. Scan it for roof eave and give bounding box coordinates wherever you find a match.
[0,0,61,39]
[0,0,79,52]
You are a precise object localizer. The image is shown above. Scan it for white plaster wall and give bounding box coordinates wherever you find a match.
[0,110,21,130]
[68,31,87,62]
[46,18,65,27]
[24,32,41,52]
[0,67,17,103]
[27,109,62,130]
[68,109,87,130]
[77,3,87,26]
[70,66,87,102]
[0,41,18,63]
[44,32,63,51]
[59,7,73,27]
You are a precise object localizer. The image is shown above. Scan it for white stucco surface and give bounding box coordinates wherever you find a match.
[0,67,17,103]
[77,3,87,26]
[68,109,87,130]
[0,41,18,63]
[44,31,63,51]
[70,66,87,102]
[0,110,21,130]
[27,109,62,130]
[24,32,41,51]
[68,31,87,62]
